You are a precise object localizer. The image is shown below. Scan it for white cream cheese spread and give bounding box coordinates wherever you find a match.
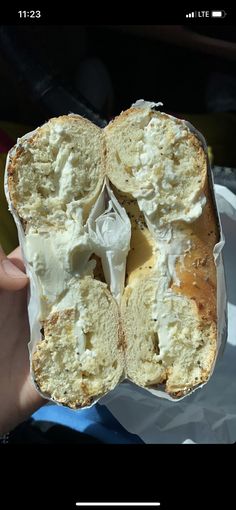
[132,116,206,224]
[24,178,131,355]
[128,112,207,361]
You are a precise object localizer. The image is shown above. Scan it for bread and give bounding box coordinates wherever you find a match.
[7,115,124,408]
[105,104,219,396]
[6,103,219,406]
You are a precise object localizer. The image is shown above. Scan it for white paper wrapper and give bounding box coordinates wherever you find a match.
[4,109,227,408]
[86,177,131,303]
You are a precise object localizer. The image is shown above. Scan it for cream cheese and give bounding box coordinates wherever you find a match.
[74,319,86,356]
[53,147,78,202]
[152,292,202,361]
[25,227,93,300]
[24,177,131,355]
[132,116,206,224]
[130,113,207,362]
[141,220,200,361]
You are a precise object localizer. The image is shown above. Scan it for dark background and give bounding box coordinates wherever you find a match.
[1,25,236,124]
[1,24,236,238]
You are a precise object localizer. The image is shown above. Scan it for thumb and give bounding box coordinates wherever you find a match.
[0,245,29,291]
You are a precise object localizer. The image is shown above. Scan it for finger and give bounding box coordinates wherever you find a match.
[8,246,26,273]
[0,245,29,291]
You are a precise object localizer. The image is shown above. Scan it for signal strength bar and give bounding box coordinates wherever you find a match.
[186,12,195,18]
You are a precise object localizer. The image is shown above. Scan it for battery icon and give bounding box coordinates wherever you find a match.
[211,10,227,18]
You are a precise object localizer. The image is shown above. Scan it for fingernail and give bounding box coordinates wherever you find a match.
[1,259,28,279]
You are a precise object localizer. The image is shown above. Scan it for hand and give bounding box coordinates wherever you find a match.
[0,246,46,434]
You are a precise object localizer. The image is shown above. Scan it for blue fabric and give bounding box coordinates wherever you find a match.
[32,403,143,444]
